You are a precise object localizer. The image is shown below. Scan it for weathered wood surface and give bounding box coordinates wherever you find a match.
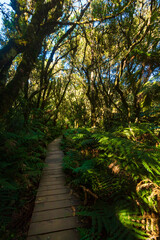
[27,137,80,240]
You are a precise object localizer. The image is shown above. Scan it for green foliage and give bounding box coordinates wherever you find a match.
[0,0,160,238]
[78,200,147,240]
[0,108,61,239]
[0,126,46,237]
[63,150,82,172]
[94,133,160,182]
[62,125,160,239]
[140,82,160,108]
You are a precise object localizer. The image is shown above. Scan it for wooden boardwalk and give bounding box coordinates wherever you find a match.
[27,137,80,240]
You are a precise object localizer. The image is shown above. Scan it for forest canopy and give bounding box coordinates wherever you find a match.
[0,0,159,125]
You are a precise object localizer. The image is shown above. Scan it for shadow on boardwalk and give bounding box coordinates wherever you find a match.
[27,137,80,240]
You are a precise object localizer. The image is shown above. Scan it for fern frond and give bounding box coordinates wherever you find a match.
[77,200,148,240]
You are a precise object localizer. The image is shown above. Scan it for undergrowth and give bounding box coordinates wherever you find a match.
[0,111,62,240]
[62,124,160,240]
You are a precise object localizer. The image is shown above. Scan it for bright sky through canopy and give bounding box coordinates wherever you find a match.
[0,0,10,28]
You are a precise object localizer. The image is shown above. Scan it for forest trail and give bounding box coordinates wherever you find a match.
[27,137,80,240]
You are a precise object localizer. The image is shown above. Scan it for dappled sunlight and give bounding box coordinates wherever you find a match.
[62,127,160,239]
[0,0,159,239]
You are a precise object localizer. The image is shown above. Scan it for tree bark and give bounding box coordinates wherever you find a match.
[0,37,43,117]
[0,39,24,68]
[0,39,25,87]
[0,1,64,117]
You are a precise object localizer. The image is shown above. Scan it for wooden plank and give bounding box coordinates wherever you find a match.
[37,188,69,197]
[46,153,63,159]
[28,217,79,236]
[35,193,71,203]
[43,166,63,170]
[47,149,63,153]
[39,180,66,186]
[46,160,62,164]
[46,150,61,153]
[43,173,64,176]
[39,177,65,183]
[38,184,66,192]
[27,138,80,240]
[43,174,64,177]
[45,163,62,166]
[31,207,74,222]
[45,157,61,160]
[41,173,64,177]
[44,168,62,171]
[41,174,64,178]
[43,169,63,172]
[38,184,69,193]
[43,172,63,175]
[44,166,62,170]
[27,229,79,240]
[34,199,75,212]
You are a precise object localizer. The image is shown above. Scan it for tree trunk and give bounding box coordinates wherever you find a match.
[23,79,29,126]
[0,39,24,73]
[0,1,64,117]
[115,78,130,123]
[0,36,43,117]
[91,102,96,127]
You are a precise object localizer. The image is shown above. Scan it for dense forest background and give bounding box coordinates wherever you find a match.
[0,0,159,239]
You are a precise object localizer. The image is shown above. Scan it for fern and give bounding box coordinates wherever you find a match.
[93,132,160,181]
[78,227,100,240]
[62,127,160,239]
[80,138,98,149]
[63,150,82,171]
[0,123,51,237]
[77,200,148,240]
